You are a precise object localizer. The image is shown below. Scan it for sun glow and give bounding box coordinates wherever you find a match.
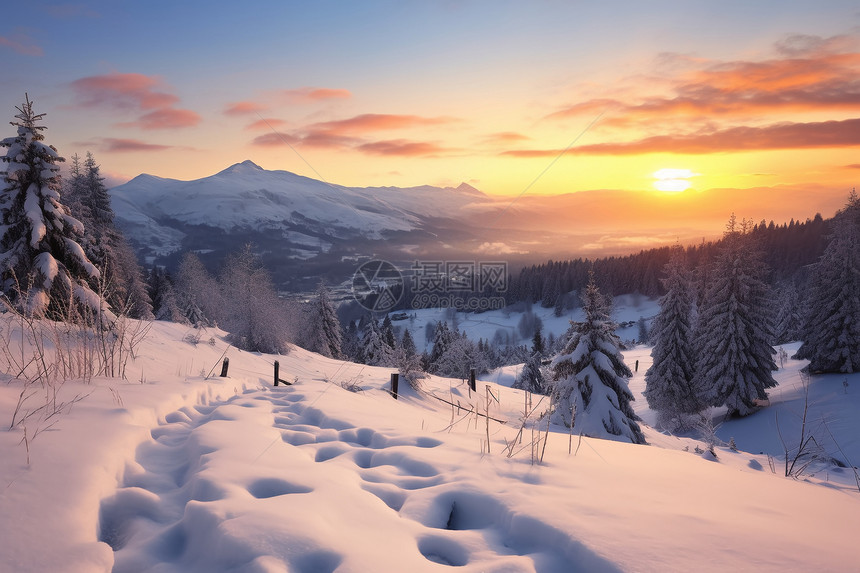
[653,168,695,192]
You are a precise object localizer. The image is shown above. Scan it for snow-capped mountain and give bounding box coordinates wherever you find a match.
[110,161,501,288]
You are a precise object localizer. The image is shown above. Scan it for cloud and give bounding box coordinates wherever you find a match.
[278,87,352,103]
[844,163,860,170]
[68,72,200,129]
[251,132,301,147]
[118,108,201,130]
[250,131,359,149]
[356,139,453,157]
[503,117,860,157]
[476,242,526,255]
[98,138,173,152]
[69,73,177,110]
[0,34,43,56]
[309,113,455,134]
[250,112,456,156]
[224,101,268,116]
[548,33,860,126]
[480,132,532,146]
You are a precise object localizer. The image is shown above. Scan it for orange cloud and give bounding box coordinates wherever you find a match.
[224,101,268,116]
[70,72,177,110]
[69,72,199,130]
[356,139,454,157]
[118,108,201,130]
[278,87,352,103]
[481,132,532,146]
[309,113,455,134]
[504,117,860,156]
[0,34,43,56]
[250,131,359,149]
[99,138,172,152]
[250,133,301,147]
[549,33,860,124]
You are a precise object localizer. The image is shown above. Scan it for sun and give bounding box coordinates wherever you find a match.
[653,168,695,192]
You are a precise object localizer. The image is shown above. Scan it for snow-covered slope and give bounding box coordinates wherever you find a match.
[2,317,859,572]
[109,161,492,258]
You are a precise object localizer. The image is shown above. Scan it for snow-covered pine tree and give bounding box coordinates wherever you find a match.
[362,319,394,366]
[773,283,803,344]
[532,324,545,356]
[643,247,700,424]
[306,281,343,358]
[550,271,645,444]
[381,314,396,349]
[433,333,486,379]
[513,350,548,394]
[428,320,454,373]
[400,328,417,358]
[341,320,362,362]
[0,95,107,320]
[693,215,777,416]
[148,266,185,323]
[75,152,152,318]
[794,191,860,373]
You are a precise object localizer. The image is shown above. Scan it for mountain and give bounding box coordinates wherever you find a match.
[110,161,501,289]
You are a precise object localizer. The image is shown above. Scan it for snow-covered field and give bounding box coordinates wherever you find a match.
[2,317,859,572]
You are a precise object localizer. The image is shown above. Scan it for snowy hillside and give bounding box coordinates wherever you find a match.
[2,317,859,572]
[109,161,494,262]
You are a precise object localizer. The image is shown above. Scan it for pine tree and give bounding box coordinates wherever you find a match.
[532,324,545,356]
[795,192,860,373]
[428,320,454,372]
[433,333,486,379]
[693,216,777,417]
[362,319,394,366]
[306,281,343,358]
[400,328,417,358]
[513,351,548,394]
[341,320,362,362]
[148,266,185,323]
[74,152,152,318]
[550,271,645,444]
[773,283,803,344]
[381,314,396,349]
[643,247,700,424]
[0,95,106,320]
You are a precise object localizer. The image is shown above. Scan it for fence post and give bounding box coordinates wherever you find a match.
[390,372,399,400]
[469,368,476,392]
[274,360,279,386]
[220,357,229,377]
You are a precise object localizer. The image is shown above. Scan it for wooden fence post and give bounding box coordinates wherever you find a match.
[469,368,476,392]
[390,372,399,400]
[220,357,229,377]
[274,360,279,386]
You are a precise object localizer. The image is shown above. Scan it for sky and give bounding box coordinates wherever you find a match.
[2,1,859,233]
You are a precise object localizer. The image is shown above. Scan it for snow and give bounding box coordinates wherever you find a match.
[109,162,493,255]
[2,316,859,572]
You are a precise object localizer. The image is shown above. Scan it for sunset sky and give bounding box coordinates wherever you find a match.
[2,1,859,234]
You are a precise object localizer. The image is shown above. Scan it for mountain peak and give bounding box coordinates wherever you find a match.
[218,160,264,175]
[455,182,483,196]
